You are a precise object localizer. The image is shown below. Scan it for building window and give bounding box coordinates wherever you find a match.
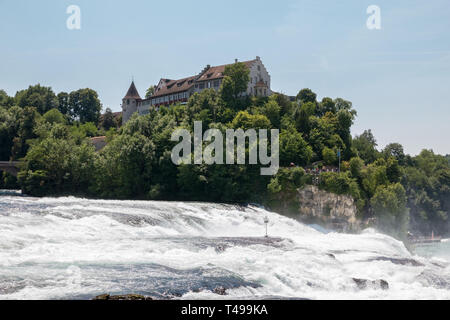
[199,83,205,90]
[127,99,130,105]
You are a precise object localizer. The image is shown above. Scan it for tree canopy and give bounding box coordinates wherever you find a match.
[1,83,447,239]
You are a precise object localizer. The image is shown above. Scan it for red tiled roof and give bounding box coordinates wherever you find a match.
[90,136,107,142]
[90,136,107,151]
[123,81,141,100]
[151,75,197,98]
[149,59,257,99]
[196,60,256,82]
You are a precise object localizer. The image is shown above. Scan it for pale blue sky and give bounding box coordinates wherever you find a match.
[1,0,449,155]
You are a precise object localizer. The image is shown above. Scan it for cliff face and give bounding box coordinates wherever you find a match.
[296,185,359,232]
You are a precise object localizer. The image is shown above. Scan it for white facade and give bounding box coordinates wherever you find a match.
[247,56,271,97]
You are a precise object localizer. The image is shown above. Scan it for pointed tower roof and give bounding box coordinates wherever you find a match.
[123,81,141,100]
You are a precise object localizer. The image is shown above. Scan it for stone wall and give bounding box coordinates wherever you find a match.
[297,185,359,232]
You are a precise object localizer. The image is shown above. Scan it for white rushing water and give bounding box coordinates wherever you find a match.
[0,190,449,300]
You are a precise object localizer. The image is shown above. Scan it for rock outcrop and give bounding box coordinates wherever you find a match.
[297,185,359,232]
[353,278,389,290]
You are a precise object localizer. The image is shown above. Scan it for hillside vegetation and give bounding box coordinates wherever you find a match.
[0,64,448,238]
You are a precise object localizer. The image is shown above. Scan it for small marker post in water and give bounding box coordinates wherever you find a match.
[264,216,269,238]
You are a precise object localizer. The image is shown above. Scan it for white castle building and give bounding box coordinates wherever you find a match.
[122,56,271,124]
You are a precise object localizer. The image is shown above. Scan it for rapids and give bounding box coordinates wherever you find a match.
[0,190,449,300]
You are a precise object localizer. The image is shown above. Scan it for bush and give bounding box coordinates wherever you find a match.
[18,170,50,196]
[280,128,313,166]
[319,171,354,195]
[267,167,307,213]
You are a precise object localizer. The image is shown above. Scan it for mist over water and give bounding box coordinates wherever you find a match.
[1,190,449,300]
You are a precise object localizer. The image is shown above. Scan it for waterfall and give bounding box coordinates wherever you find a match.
[0,192,449,300]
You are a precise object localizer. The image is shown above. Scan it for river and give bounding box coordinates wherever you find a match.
[0,190,449,300]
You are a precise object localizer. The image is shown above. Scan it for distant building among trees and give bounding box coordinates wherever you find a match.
[121,56,271,124]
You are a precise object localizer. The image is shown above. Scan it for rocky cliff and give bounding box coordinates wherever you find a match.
[296,185,360,232]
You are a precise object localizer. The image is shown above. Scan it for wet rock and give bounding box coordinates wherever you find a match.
[417,271,450,289]
[213,286,227,296]
[368,257,424,267]
[215,245,227,253]
[297,185,360,232]
[93,294,153,300]
[353,278,389,290]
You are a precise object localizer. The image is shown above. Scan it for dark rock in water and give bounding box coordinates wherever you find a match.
[353,278,389,290]
[378,280,389,290]
[93,294,153,301]
[368,257,424,267]
[213,286,227,296]
[417,271,450,289]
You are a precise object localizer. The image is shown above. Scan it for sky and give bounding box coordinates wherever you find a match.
[0,0,449,155]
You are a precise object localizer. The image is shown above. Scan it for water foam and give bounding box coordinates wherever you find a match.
[0,194,449,300]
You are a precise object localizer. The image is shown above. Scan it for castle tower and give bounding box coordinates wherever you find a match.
[122,81,141,125]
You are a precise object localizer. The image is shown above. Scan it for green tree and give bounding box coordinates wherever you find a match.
[371,183,409,237]
[43,108,67,125]
[383,143,405,165]
[258,97,281,128]
[280,128,313,166]
[386,157,402,183]
[10,106,40,160]
[296,88,317,104]
[322,147,337,165]
[293,101,316,135]
[57,92,70,117]
[94,133,155,199]
[220,62,250,109]
[319,171,356,196]
[100,108,116,130]
[145,85,155,99]
[15,84,58,114]
[187,89,220,125]
[267,167,307,213]
[18,134,97,195]
[0,90,14,108]
[353,129,379,164]
[317,97,336,116]
[274,93,294,116]
[231,111,271,130]
[68,88,102,124]
[349,157,364,179]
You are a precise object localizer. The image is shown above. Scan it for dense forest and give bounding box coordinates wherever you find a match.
[0,63,449,239]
